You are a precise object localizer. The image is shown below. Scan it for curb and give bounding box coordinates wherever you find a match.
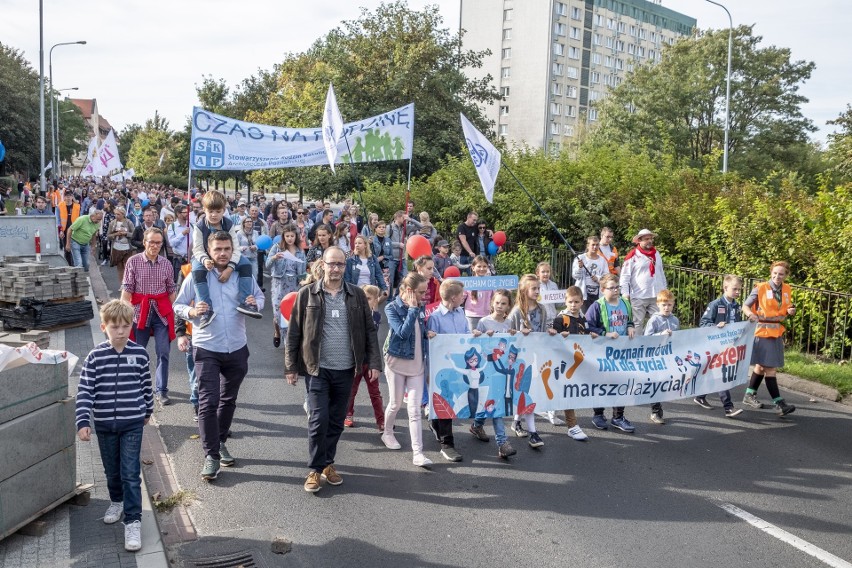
[776,372,844,404]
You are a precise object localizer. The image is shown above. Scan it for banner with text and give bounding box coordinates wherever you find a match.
[428,322,755,419]
[189,104,414,171]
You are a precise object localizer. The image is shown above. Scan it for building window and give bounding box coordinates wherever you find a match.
[553,43,565,56]
[627,43,635,55]
[550,122,560,135]
[595,14,604,26]
[650,31,657,43]
[648,49,655,60]
[502,48,512,59]
[567,85,578,98]
[568,46,580,59]
[593,33,601,45]
[550,103,562,115]
[500,86,510,97]
[615,58,624,70]
[503,28,512,40]
[616,40,624,52]
[503,9,513,21]
[566,66,579,79]
[502,67,511,78]
[589,108,599,121]
[606,18,615,30]
[592,53,601,65]
[639,28,646,40]
[630,25,637,37]
[500,105,509,116]
[566,105,577,117]
[563,124,574,136]
[617,22,626,33]
[606,37,614,48]
[589,90,601,101]
[605,56,613,68]
[551,83,563,96]
[555,2,567,16]
[570,26,581,40]
[499,124,508,136]
[552,62,564,76]
[555,23,567,36]
[638,46,645,57]
[571,6,582,20]
[591,71,601,83]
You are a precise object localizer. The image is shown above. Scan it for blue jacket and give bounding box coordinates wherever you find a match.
[700,296,742,327]
[344,254,387,292]
[372,235,392,268]
[384,296,428,359]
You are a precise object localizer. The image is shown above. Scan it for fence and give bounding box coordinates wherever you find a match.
[499,243,852,361]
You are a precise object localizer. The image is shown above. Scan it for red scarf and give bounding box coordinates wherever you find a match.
[624,246,657,277]
[129,291,176,341]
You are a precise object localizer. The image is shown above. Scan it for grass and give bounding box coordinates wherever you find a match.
[782,350,852,397]
[152,489,195,513]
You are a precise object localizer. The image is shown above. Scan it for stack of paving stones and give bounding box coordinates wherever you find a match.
[0,261,92,330]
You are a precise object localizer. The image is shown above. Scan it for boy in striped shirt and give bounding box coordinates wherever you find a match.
[76,300,153,552]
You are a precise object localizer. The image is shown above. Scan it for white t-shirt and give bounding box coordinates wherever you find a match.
[356,257,371,286]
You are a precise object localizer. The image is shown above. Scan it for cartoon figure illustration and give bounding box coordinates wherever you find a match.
[446,348,484,419]
[490,344,520,416]
[682,351,702,395]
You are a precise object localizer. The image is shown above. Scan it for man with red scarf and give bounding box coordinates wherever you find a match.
[619,229,668,330]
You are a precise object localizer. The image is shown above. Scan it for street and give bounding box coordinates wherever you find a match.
[98,265,852,568]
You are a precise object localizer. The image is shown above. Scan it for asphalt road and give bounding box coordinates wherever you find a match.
[99,264,852,568]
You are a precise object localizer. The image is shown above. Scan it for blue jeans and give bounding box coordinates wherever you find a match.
[192,257,254,307]
[133,316,171,394]
[96,423,143,523]
[474,416,508,447]
[70,240,91,271]
[387,258,407,297]
[306,368,355,472]
[186,345,198,408]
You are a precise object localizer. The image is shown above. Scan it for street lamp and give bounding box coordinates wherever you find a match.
[49,40,86,181]
[705,0,732,173]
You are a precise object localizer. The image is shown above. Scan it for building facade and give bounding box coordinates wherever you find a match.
[461,0,696,151]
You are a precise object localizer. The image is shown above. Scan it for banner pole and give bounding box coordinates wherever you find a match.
[342,133,365,210]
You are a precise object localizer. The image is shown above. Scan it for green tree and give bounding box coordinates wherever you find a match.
[595,26,816,178]
[118,123,142,163]
[0,43,40,175]
[55,98,88,169]
[127,112,175,178]
[826,105,852,180]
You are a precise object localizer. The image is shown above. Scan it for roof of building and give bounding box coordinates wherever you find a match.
[69,98,96,119]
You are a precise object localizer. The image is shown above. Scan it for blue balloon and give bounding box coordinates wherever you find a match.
[273,235,282,245]
[141,199,149,207]
[256,235,273,251]
[487,241,499,255]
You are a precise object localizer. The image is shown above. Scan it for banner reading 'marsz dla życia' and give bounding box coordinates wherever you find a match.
[189,104,413,171]
[428,322,755,419]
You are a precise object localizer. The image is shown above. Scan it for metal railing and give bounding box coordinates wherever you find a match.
[500,242,852,360]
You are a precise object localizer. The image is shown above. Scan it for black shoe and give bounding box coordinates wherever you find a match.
[198,310,216,329]
[192,405,199,422]
[236,302,263,319]
[775,400,796,416]
[273,336,281,348]
[693,397,713,410]
[158,393,171,406]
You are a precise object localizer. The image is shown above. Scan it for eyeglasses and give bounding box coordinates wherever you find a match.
[324,262,346,270]
[603,286,619,291]
[297,211,305,214]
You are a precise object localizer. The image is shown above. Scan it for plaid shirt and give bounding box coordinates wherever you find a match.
[122,253,176,325]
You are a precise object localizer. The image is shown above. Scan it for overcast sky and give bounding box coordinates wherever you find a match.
[4,0,849,143]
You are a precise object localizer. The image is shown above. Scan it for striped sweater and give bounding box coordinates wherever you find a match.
[75,340,154,431]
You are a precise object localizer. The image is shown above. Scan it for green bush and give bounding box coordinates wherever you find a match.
[142,174,188,189]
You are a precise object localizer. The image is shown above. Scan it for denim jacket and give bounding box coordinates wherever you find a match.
[372,235,392,268]
[384,296,428,360]
[344,254,387,292]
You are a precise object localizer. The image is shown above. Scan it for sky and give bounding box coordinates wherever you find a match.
[3,0,849,143]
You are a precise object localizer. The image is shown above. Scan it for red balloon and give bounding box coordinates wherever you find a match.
[406,234,433,259]
[492,231,507,247]
[443,266,461,278]
[279,292,298,321]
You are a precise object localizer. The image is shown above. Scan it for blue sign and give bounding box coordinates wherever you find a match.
[192,138,224,169]
[455,275,518,290]
[0,139,6,162]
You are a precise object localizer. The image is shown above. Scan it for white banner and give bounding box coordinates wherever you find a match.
[123,168,135,179]
[189,103,414,171]
[540,289,567,304]
[460,113,500,203]
[87,130,122,176]
[428,322,755,418]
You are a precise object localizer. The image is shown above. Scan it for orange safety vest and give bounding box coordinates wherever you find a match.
[58,202,80,230]
[180,264,193,336]
[753,281,792,338]
[50,189,62,209]
[602,245,619,275]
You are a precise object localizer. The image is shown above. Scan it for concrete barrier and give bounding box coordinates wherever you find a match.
[0,360,68,425]
[0,398,75,482]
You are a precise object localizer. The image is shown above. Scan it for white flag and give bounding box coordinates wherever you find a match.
[91,130,122,176]
[42,161,53,174]
[110,173,123,182]
[123,168,135,179]
[322,83,345,173]
[85,136,99,163]
[460,113,501,203]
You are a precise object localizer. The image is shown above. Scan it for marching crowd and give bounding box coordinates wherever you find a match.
[14,177,796,553]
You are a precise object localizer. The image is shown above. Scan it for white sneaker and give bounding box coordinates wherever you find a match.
[124,520,142,552]
[547,411,566,425]
[423,405,430,418]
[303,398,309,416]
[412,453,433,467]
[103,501,123,524]
[567,425,589,441]
[381,433,402,450]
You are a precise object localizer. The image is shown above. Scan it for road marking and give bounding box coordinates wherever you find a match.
[718,502,852,568]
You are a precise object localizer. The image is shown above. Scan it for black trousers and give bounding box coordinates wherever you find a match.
[194,345,249,460]
[307,367,355,472]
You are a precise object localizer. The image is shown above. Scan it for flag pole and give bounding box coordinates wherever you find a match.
[341,132,365,210]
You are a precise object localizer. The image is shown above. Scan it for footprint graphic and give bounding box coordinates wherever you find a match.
[564,344,585,380]
[540,360,555,400]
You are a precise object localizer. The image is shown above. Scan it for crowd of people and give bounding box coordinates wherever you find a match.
[44,176,797,553]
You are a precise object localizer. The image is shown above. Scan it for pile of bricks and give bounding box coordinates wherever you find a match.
[0,263,89,304]
[0,329,50,348]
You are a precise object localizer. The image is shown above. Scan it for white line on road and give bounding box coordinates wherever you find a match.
[718,502,852,568]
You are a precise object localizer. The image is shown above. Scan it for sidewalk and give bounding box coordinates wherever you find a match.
[0,262,169,568]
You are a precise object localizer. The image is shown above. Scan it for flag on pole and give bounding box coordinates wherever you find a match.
[91,130,122,176]
[85,136,99,163]
[42,161,53,174]
[123,168,135,180]
[460,113,501,203]
[158,152,166,167]
[322,83,344,173]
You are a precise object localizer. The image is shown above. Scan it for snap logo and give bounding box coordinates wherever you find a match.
[193,138,225,169]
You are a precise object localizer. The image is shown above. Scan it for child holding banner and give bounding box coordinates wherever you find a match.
[536,261,565,426]
[465,256,493,330]
[552,286,594,441]
[643,290,680,425]
[585,273,636,433]
[507,274,557,447]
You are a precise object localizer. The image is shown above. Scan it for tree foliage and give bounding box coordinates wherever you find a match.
[595,26,816,179]
[127,111,179,179]
[827,105,852,181]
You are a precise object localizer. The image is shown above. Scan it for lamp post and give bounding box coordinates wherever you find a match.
[49,40,86,182]
[705,0,732,173]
